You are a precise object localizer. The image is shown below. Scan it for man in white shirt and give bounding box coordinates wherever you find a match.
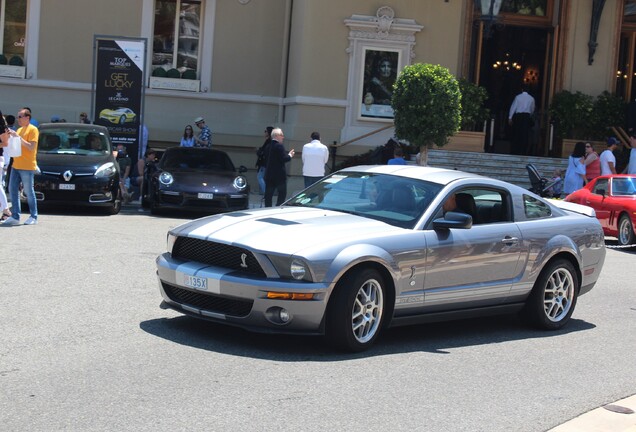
[301,131,329,188]
[600,137,618,175]
[623,135,636,174]
[508,86,535,156]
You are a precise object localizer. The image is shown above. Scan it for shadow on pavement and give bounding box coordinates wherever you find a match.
[139,313,595,361]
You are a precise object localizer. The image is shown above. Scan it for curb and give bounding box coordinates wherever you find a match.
[548,394,636,431]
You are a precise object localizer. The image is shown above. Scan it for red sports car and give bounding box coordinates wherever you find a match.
[565,174,636,246]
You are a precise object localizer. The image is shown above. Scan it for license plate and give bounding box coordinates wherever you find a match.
[183,275,207,290]
[197,193,214,200]
[59,183,76,190]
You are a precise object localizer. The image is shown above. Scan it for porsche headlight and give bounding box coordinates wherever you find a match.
[290,259,307,280]
[159,172,174,186]
[233,175,247,191]
[94,162,117,178]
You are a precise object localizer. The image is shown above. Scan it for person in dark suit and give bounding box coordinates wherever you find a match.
[264,128,295,207]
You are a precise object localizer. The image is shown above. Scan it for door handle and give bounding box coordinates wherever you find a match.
[501,236,519,245]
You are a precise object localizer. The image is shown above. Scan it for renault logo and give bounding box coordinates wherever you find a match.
[63,170,73,182]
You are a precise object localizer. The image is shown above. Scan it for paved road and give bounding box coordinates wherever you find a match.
[1,204,635,431]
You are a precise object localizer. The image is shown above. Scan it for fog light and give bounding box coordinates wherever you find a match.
[279,308,290,323]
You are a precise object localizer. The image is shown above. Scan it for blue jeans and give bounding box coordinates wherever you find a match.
[304,176,322,188]
[9,168,37,220]
[257,166,266,195]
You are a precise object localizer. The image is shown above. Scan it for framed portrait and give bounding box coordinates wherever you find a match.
[360,48,400,119]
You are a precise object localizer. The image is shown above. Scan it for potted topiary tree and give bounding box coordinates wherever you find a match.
[392,63,462,165]
[444,78,490,152]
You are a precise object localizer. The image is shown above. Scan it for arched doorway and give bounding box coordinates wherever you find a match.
[469,1,557,156]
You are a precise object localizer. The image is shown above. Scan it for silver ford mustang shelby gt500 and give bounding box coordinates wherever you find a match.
[156,165,606,352]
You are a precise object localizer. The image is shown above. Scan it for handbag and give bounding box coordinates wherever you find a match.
[5,135,22,158]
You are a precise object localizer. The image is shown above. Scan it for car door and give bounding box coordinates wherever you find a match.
[420,188,524,312]
[584,178,610,231]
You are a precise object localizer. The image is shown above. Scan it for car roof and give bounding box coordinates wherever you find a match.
[38,123,110,134]
[340,165,487,186]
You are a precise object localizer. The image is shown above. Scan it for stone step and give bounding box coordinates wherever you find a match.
[422,149,568,190]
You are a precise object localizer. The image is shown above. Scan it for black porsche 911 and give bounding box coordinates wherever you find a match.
[143,147,249,214]
[29,123,122,214]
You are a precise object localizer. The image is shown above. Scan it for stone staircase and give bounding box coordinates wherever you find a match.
[424,149,569,191]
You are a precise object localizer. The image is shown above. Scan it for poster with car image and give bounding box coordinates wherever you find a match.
[93,36,146,159]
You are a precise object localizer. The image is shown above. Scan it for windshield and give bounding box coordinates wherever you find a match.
[38,130,111,156]
[612,177,636,196]
[161,149,235,171]
[285,172,442,229]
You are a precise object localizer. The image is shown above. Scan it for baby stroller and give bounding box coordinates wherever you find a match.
[526,164,562,198]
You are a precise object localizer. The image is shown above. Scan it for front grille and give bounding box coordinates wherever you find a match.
[162,282,253,317]
[172,237,266,277]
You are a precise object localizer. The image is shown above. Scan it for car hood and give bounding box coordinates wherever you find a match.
[160,169,239,183]
[171,206,403,256]
[37,153,114,170]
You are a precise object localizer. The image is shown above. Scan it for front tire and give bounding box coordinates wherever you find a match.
[617,214,635,247]
[106,189,122,215]
[326,268,386,352]
[523,259,578,330]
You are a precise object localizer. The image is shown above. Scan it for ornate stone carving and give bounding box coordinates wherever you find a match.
[375,6,395,37]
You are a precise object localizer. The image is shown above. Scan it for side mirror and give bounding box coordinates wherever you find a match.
[433,211,473,230]
[238,165,248,173]
[596,188,605,197]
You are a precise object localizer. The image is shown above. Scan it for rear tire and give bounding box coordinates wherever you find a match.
[523,259,578,330]
[326,268,386,352]
[617,214,635,247]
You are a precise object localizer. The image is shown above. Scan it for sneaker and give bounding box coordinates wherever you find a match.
[24,217,38,225]
[1,217,21,226]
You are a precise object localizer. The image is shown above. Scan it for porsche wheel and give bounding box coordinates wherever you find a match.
[617,214,635,247]
[326,268,385,352]
[523,259,578,330]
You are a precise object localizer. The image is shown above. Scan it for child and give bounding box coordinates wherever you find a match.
[549,168,563,198]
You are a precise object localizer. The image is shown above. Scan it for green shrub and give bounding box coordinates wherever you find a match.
[9,55,23,66]
[181,69,197,80]
[589,91,626,140]
[549,90,594,140]
[392,63,461,148]
[458,78,490,131]
[151,67,167,77]
[166,68,180,78]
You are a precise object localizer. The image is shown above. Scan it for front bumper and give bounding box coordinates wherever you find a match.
[32,174,119,206]
[154,190,249,212]
[156,252,332,334]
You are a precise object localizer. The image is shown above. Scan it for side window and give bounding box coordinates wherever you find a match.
[592,178,608,195]
[152,0,202,79]
[523,194,551,219]
[457,188,511,225]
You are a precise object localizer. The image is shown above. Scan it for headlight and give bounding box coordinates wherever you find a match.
[159,172,174,186]
[167,233,177,254]
[290,259,306,280]
[233,175,247,190]
[94,162,117,178]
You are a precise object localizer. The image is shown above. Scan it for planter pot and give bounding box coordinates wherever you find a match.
[442,130,485,152]
[149,77,200,92]
[560,138,605,158]
[0,65,26,78]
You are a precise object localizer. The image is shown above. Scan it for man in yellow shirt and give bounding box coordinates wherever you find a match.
[2,108,39,225]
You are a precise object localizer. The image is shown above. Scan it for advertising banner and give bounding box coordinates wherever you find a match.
[93,37,146,160]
